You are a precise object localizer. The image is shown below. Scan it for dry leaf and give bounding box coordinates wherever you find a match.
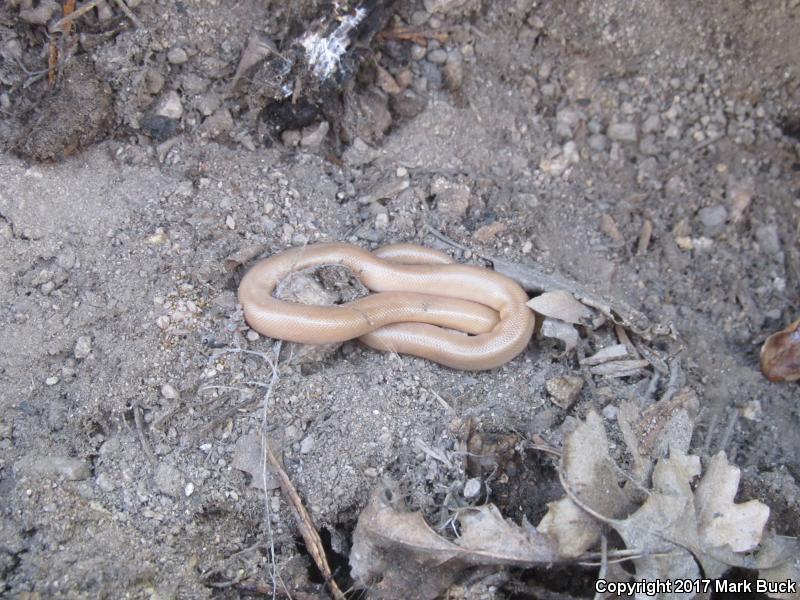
[617,388,699,479]
[231,433,280,490]
[579,343,629,366]
[537,411,634,556]
[527,290,594,325]
[757,535,800,600]
[760,318,800,383]
[350,480,557,600]
[589,359,650,378]
[611,451,704,599]
[695,452,770,553]
[540,317,579,352]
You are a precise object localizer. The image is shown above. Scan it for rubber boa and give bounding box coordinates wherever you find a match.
[237,242,535,370]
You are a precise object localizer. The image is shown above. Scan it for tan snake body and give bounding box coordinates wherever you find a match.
[237,242,535,370]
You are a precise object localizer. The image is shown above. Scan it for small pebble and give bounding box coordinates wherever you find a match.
[300,121,330,148]
[246,330,260,342]
[96,472,117,492]
[155,463,186,498]
[167,47,189,65]
[427,48,448,64]
[545,375,583,409]
[161,383,179,400]
[463,478,482,499]
[698,204,727,236]
[607,122,638,143]
[602,404,619,420]
[28,456,91,481]
[45,376,59,386]
[587,134,609,152]
[755,225,780,254]
[74,336,92,359]
[300,435,315,454]
[641,114,661,134]
[156,91,183,120]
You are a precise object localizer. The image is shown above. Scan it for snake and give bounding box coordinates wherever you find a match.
[237,242,535,370]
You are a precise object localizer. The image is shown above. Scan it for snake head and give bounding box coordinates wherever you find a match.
[760,318,800,383]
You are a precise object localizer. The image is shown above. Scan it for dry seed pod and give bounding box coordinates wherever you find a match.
[760,318,800,383]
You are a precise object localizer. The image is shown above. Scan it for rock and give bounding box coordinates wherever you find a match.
[473,221,506,243]
[281,129,301,146]
[167,47,189,65]
[300,121,330,148]
[607,122,638,142]
[427,48,448,64]
[641,114,661,134]
[431,177,471,218]
[390,89,427,118]
[155,91,183,120]
[19,0,59,24]
[300,435,315,454]
[74,336,92,360]
[154,463,186,498]
[587,134,609,152]
[21,455,91,481]
[96,472,117,492]
[200,108,233,138]
[345,90,392,143]
[556,108,583,131]
[602,404,619,420]
[376,65,401,94]
[698,204,728,236]
[639,134,659,156]
[545,375,583,409]
[423,0,467,13]
[343,137,380,166]
[145,69,165,95]
[45,376,59,386]
[463,478,482,499]
[160,383,179,400]
[755,225,780,254]
[443,50,464,91]
[194,91,221,116]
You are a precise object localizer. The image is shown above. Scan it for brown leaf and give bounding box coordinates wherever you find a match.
[350,480,557,600]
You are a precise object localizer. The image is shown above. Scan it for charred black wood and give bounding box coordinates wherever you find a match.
[237,0,398,144]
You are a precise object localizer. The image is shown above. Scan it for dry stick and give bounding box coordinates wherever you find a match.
[250,349,342,600]
[718,408,739,455]
[423,220,653,335]
[255,344,283,600]
[265,439,346,600]
[133,403,157,466]
[112,0,142,28]
[592,534,608,600]
[48,0,101,33]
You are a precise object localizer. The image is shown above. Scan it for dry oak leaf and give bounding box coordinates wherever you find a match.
[350,480,557,600]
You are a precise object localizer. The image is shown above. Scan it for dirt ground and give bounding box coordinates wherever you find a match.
[1,0,799,598]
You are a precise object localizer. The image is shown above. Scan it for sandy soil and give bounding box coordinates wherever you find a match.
[1,0,799,598]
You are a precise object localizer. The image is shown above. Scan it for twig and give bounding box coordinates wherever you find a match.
[592,534,608,600]
[265,438,346,600]
[701,411,719,457]
[133,403,157,466]
[48,0,102,33]
[718,408,739,455]
[424,216,655,336]
[112,0,143,28]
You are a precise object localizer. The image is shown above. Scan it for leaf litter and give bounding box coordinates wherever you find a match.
[349,400,799,599]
